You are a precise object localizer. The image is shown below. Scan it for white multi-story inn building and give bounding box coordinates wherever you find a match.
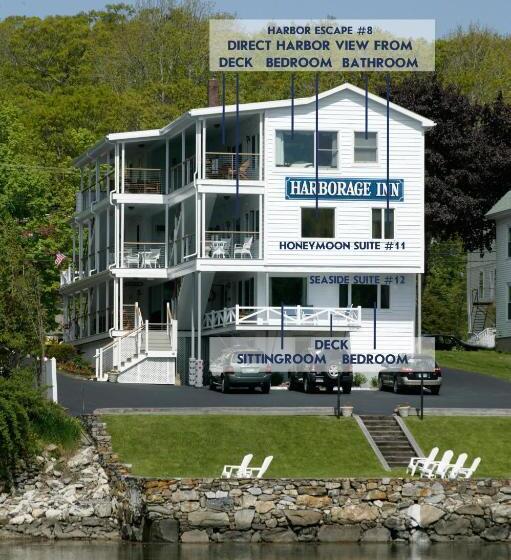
[60,81,435,384]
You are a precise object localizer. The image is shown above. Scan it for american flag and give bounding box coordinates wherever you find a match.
[55,252,66,267]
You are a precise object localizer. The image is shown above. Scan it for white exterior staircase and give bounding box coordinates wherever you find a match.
[95,303,178,384]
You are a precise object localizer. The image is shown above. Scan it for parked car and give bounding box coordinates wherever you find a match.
[209,349,272,394]
[288,348,353,394]
[378,354,442,395]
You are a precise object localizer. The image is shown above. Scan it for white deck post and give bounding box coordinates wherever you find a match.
[145,320,149,353]
[417,273,422,353]
[197,271,202,361]
[258,112,264,180]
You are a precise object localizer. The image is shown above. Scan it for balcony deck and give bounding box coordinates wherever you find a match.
[202,305,362,333]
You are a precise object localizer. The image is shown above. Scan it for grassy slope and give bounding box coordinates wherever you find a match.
[436,350,511,382]
[104,415,386,478]
[407,417,511,478]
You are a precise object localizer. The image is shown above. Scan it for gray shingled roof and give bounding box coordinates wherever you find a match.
[486,190,511,217]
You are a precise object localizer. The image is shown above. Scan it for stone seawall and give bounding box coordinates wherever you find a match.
[83,416,511,544]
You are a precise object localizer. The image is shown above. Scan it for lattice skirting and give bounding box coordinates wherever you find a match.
[118,357,176,384]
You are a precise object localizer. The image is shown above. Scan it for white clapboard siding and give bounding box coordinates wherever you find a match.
[263,88,425,272]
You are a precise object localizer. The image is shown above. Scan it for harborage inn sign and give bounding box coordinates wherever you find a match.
[285,177,404,201]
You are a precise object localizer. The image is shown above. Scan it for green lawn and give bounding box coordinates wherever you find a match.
[103,415,386,478]
[407,417,511,478]
[436,350,511,382]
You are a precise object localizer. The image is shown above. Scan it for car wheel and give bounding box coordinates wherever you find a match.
[342,383,352,394]
[221,376,229,394]
[288,375,298,391]
[261,382,271,394]
[209,377,216,391]
[378,375,385,391]
[430,386,440,395]
[393,378,400,394]
[304,376,315,393]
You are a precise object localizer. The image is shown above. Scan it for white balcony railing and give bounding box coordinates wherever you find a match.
[124,168,164,194]
[202,305,362,331]
[203,231,260,259]
[204,152,260,181]
[123,242,166,268]
[170,155,196,191]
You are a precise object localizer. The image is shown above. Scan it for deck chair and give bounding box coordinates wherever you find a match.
[420,449,454,479]
[124,250,140,268]
[443,453,468,479]
[233,236,253,259]
[221,453,253,479]
[455,457,481,480]
[407,447,439,476]
[229,158,252,180]
[246,456,273,479]
[143,249,161,268]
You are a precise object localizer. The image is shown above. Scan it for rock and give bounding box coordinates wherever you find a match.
[206,497,233,511]
[248,487,262,496]
[298,486,326,496]
[255,501,274,514]
[471,517,486,533]
[284,510,322,527]
[456,504,484,516]
[361,527,391,542]
[94,501,112,518]
[172,490,199,502]
[9,515,28,525]
[45,509,62,522]
[296,495,331,508]
[499,486,511,494]
[365,490,387,501]
[406,504,445,528]
[235,509,255,530]
[384,516,406,531]
[69,505,94,518]
[67,447,94,469]
[188,511,230,528]
[434,516,471,536]
[146,518,179,543]
[331,504,378,523]
[180,501,199,513]
[410,530,431,546]
[181,529,209,543]
[261,529,298,542]
[490,504,511,523]
[317,525,361,542]
[482,525,509,541]
[241,495,257,508]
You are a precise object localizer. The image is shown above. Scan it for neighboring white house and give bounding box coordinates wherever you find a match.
[60,81,435,384]
[466,245,496,338]
[486,191,511,352]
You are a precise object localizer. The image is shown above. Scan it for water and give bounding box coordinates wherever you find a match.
[0,542,510,560]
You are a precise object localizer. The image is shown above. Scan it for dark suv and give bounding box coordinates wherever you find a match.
[288,349,353,394]
[208,349,272,393]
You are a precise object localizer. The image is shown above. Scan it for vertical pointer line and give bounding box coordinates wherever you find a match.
[315,72,319,212]
[280,302,284,350]
[291,73,295,138]
[235,72,240,217]
[364,74,368,139]
[221,73,226,146]
[373,301,377,350]
[386,73,390,216]
[329,312,333,337]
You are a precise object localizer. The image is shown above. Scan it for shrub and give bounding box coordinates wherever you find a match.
[370,376,379,388]
[0,368,81,484]
[45,342,77,362]
[353,373,368,387]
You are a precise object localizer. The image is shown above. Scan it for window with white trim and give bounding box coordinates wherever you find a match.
[339,284,390,309]
[276,130,338,168]
[508,227,511,258]
[508,284,511,321]
[354,131,377,162]
[372,208,394,239]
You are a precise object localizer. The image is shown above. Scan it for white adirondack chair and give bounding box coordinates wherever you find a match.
[233,236,253,259]
[455,457,481,480]
[245,456,273,479]
[407,447,439,476]
[221,454,253,479]
[443,453,468,479]
[419,449,454,479]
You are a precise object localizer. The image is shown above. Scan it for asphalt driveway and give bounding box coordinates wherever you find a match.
[58,367,511,416]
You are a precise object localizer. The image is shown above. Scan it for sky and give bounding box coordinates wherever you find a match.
[0,0,509,37]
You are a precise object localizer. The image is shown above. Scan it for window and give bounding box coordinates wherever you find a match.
[354,132,377,162]
[372,208,394,239]
[276,131,313,167]
[381,285,390,309]
[339,284,349,307]
[271,277,305,306]
[352,285,378,309]
[508,227,511,258]
[479,271,484,300]
[317,132,338,168]
[508,285,511,321]
[301,208,335,238]
[276,131,337,168]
